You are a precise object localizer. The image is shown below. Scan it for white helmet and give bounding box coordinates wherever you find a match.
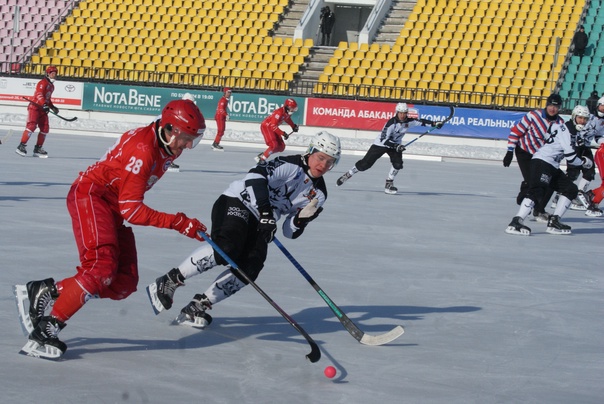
[395,103,408,113]
[571,105,590,131]
[597,96,604,117]
[306,131,341,167]
[182,93,196,103]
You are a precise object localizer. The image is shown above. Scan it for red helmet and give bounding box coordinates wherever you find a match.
[161,99,206,138]
[223,87,232,93]
[46,65,58,75]
[284,98,298,112]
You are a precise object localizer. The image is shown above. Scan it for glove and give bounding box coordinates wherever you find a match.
[503,150,514,167]
[395,144,406,153]
[582,156,593,169]
[293,199,323,228]
[172,213,207,242]
[283,132,290,140]
[42,104,50,113]
[292,124,299,133]
[433,121,444,129]
[575,135,584,147]
[51,106,59,114]
[258,207,277,243]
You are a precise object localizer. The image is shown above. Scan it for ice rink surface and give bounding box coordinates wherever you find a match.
[0,131,602,403]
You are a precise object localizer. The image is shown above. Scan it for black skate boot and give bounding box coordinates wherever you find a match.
[505,216,531,235]
[33,145,48,158]
[384,179,398,195]
[546,215,571,235]
[336,172,352,186]
[174,293,213,329]
[146,268,185,314]
[211,142,224,151]
[15,142,27,156]
[531,208,551,223]
[20,316,67,359]
[14,278,59,335]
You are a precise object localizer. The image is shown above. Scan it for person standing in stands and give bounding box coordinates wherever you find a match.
[586,90,599,115]
[572,25,588,60]
[319,6,336,46]
[212,88,231,151]
[16,66,59,158]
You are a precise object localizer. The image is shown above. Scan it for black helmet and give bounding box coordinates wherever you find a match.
[546,93,562,106]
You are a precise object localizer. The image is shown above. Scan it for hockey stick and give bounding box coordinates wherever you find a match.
[21,96,78,122]
[0,129,13,144]
[198,230,321,363]
[403,105,455,148]
[273,237,405,346]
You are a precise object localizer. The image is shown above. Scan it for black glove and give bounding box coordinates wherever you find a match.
[433,121,444,129]
[575,135,584,147]
[293,199,323,228]
[395,144,406,153]
[292,124,299,133]
[51,106,59,114]
[283,132,290,140]
[503,150,514,167]
[258,208,277,243]
[42,104,50,113]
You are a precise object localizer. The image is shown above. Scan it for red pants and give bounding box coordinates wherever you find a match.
[214,115,226,143]
[259,126,285,159]
[20,104,49,144]
[66,178,139,300]
[592,145,604,204]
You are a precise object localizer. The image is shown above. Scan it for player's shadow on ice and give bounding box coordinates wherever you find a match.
[338,188,492,198]
[61,304,479,359]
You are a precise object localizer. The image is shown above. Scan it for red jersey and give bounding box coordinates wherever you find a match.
[77,121,179,229]
[260,106,296,137]
[215,96,229,120]
[32,77,56,110]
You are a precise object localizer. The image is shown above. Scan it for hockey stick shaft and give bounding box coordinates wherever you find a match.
[403,105,455,148]
[0,129,13,144]
[21,96,78,122]
[198,231,321,363]
[273,237,404,346]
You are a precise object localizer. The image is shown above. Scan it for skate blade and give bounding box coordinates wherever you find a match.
[585,210,603,217]
[167,167,180,172]
[14,284,34,336]
[146,283,165,315]
[505,226,531,236]
[546,228,572,235]
[211,147,224,152]
[20,340,64,359]
[33,154,49,159]
[384,190,397,195]
[172,313,210,329]
[569,204,587,211]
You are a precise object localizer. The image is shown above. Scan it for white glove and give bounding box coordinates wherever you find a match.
[293,198,323,228]
[582,156,593,169]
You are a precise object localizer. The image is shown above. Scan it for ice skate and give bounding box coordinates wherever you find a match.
[211,142,224,151]
[14,278,59,336]
[33,145,48,158]
[173,294,213,329]
[505,216,531,235]
[546,215,572,235]
[336,172,352,186]
[254,153,265,163]
[146,268,185,314]
[15,142,27,157]
[384,179,398,195]
[20,316,66,359]
[531,209,551,223]
[167,162,180,172]
[569,196,587,211]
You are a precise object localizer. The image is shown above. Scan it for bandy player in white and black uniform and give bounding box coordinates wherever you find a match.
[505,107,594,236]
[336,102,443,194]
[147,132,341,327]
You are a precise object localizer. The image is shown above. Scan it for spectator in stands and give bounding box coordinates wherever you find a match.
[572,25,588,60]
[587,90,600,115]
[212,88,231,151]
[16,66,59,158]
[319,6,336,46]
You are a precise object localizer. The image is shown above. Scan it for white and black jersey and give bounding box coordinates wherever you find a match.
[223,155,327,238]
[532,122,583,169]
[580,114,604,146]
[373,116,430,148]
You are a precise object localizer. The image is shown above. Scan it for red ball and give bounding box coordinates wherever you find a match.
[324,365,336,378]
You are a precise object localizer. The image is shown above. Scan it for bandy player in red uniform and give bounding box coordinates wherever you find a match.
[14,99,208,359]
[212,87,231,151]
[16,65,59,158]
[256,98,299,162]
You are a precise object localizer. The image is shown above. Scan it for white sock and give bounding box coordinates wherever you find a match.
[177,244,217,279]
[517,198,534,220]
[203,268,246,305]
[387,167,399,181]
[554,195,572,217]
